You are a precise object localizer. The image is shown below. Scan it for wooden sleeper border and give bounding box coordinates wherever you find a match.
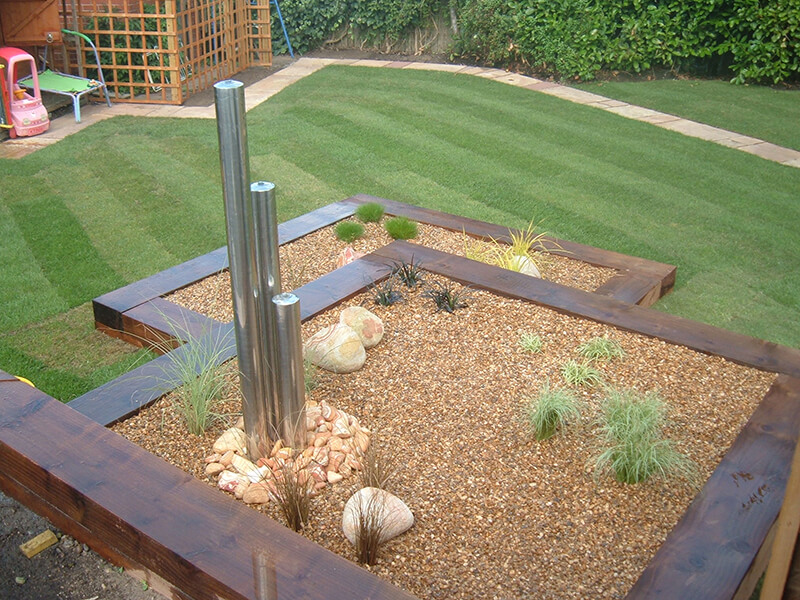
[2,197,799,599]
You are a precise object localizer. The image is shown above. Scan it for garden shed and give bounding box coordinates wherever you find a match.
[0,0,272,104]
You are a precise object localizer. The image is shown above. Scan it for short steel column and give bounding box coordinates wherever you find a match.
[272,292,306,448]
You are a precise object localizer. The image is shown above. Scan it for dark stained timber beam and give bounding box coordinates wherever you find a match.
[0,381,417,600]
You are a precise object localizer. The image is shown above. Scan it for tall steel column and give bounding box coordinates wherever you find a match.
[214,80,270,459]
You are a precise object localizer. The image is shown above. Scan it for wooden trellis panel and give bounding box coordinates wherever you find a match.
[73,0,270,104]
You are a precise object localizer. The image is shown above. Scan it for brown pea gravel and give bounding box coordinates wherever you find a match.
[166,221,616,323]
[114,262,775,599]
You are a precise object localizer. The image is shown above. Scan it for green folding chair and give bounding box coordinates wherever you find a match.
[19,29,111,123]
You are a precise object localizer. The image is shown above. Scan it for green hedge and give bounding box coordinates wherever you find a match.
[452,0,800,84]
[271,0,446,55]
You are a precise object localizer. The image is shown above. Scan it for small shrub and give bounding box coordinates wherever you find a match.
[521,381,579,441]
[335,221,365,243]
[578,337,625,362]
[422,281,472,313]
[266,459,312,532]
[594,388,696,484]
[561,359,603,387]
[518,332,543,353]
[368,277,404,306]
[355,202,385,223]
[384,216,418,240]
[391,257,425,289]
[157,320,235,435]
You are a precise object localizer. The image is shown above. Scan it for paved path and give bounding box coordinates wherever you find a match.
[2,56,799,168]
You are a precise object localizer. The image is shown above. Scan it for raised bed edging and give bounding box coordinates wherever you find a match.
[2,201,799,599]
[91,195,676,350]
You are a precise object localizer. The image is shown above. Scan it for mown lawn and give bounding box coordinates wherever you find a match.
[2,65,798,401]
[574,78,800,151]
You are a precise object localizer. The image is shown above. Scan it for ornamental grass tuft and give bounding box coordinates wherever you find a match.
[593,388,696,484]
[578,337,625,361]
[335,220,365,243]
[521,380,580,441]
[384,216,418,240]
[561,359,603,387]
[355,202,385,223]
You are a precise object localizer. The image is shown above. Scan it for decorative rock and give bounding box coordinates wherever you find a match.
[205,463,225,477]
[230,454,258,477]
[234,480,250,500]
[204,453,221,464]
[354,430,370,454]
[339,306,384,349]
[312,446,329,466]
[218,471,248,493]
[342,488,414,546]
[336,246,366,268]
[329,436,343,452]
[234,416,245,430]
[332,417,352,438]
[213,428,247,454]
[243,482,272,505]
[220,450,235,467]
[304,324,366,373]
[327,471,343,484]
[509,254,541,278]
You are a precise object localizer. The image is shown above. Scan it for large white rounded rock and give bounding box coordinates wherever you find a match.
[342,487,414,546]
[305,323,366,373]
[339,306,384,349]
[509,254,541,278]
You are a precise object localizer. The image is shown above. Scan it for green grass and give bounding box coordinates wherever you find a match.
[573,78,800,151]
[1,65,799,402]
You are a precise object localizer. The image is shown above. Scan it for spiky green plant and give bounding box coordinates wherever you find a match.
[518,332,544,353]
[352,490,391,565]
[355,202,385,223]
[561,359,603,387]
[368,277,404,306]
[384,216,418,240]
[391,257,425,288]
[578,337,625,361]
[304,357,319,393]
[422,281,472,313]
[594,388,696,484]
[335,220,365,243]
[521,381,579,440]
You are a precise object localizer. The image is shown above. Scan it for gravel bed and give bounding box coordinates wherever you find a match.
[166,221,616,323]
[114,274,774,600]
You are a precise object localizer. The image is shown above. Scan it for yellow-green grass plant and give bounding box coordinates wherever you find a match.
[593,387,697,485]
[518,331,544,353]
[561,359,603,387]
[578,337,625,361]
[521,380,580,441]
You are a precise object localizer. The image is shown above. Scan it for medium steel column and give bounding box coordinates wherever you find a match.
[214,80,270,459]
[251,181,282,441]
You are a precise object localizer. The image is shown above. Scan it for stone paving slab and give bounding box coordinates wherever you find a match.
[2,55,798,169]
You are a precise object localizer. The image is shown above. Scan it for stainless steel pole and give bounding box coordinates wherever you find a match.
[272,292,306,448]
[251,181,281,442]
[214,80,269,459]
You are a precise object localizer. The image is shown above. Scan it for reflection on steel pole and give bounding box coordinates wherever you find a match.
[273,292,306,448]
[251,181,282,441]
[214,80,269,459]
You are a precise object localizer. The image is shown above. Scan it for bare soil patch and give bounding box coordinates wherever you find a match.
[114,226,774,599]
